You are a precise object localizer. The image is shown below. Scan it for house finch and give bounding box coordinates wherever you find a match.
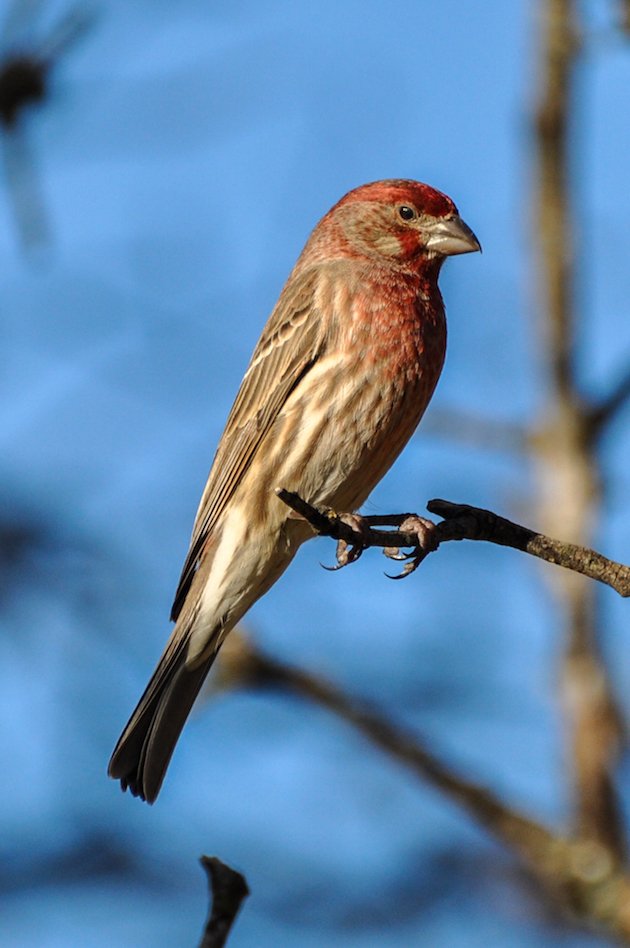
[108,179,480,803]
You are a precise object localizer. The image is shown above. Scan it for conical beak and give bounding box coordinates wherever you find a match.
[424,214,481,256]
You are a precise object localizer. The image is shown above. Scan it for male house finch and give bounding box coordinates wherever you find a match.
[108,179,480,803]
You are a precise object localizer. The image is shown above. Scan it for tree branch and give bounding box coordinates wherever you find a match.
[275,489,630,598]
[586,363,630,440]
[421,408,529,454]
[534,0,579,399]
[198,856,249,948]
[216,631,630,941]
[532,0,626,858]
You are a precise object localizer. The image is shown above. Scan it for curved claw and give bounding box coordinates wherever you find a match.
[345,549,363,565]
[385,557,424,580]
[322,536,364,571]
[384,515,438,579]
[321,511,438,579]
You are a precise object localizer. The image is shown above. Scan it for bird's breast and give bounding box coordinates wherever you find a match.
[273,286,446,513]
[243,272,448,529]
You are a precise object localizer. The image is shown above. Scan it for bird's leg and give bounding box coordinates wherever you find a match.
[382,514,439,580]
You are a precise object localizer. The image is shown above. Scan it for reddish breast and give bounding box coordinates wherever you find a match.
[353,265,446,397]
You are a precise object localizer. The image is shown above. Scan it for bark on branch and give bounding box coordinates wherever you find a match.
[276,489,630,597]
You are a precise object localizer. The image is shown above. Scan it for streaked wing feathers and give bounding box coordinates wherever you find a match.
[170,267,324,620]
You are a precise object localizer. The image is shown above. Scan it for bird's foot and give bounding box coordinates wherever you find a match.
[323,512,373,570]
[383,515,439,579]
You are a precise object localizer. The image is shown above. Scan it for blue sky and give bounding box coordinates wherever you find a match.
[0,2,629,945]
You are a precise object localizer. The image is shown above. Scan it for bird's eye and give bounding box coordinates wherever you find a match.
[398,205,416,221]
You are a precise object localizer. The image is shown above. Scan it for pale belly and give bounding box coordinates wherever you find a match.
[269,356,433,515]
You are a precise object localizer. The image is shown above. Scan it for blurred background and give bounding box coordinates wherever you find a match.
[1,0,630,945]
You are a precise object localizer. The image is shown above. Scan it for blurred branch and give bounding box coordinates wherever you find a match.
[216,631,630,941]
[276,490,630,597]
[0,54,45,126]
[586,364,630,439]
[1,125,50,245]
[534,0,579,400]
[1,0,46,44]
[620,0,630,36]
[198,856,249,948]
[0,4,94,250]
[37,7,94,65]
[0,6,91,127]
[533,0,626,858]
[421,408,529,453]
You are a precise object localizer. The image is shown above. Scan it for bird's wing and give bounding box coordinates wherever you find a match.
[170,266,326,620]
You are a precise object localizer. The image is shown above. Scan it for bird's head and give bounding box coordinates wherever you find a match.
[324,179,480,268]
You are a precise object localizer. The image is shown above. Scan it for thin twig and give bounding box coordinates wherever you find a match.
[198,856,249,948]
[428,500,630,597]
[275,489,630,598]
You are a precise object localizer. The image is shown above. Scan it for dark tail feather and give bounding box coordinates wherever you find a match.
[108,641,218,804]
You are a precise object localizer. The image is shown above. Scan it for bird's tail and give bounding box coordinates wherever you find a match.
[108,625,219,804]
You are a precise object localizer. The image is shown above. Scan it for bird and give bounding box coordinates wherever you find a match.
[108,179,480,803]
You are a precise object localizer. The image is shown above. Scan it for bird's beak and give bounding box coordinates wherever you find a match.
[424,214,481,256]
